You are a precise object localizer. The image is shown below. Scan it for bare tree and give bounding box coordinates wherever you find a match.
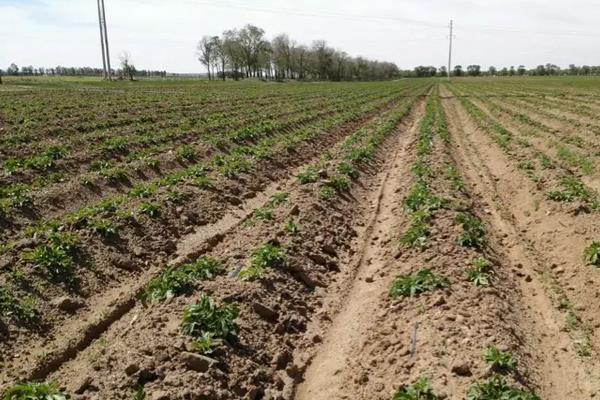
[211,37,227,81]
[222,29,245,80]
[196,25,401,82]
[238,25,269,77]
[119,52,136,81]
[291,45,308,80]
[7,63,19,75]
[197,35,217,80]
[272,34,291,80]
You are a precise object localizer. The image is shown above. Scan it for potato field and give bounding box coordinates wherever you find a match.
[1,77,600,400]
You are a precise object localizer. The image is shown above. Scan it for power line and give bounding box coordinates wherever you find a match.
[162,0,448,29]
[131,0,600,38]
[455,24,600,37]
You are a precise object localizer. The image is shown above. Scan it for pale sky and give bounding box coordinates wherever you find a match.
[2,0,600,73]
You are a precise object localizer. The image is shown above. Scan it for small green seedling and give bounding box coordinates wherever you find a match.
[192,176,214,189]
[254,207,274,221]
[466,258,494,286]
[240,243,286,281]
[456,213,486,249]
[102,137,129,153]
[130,185,155,199]
[139,203,160,218]
[0,286,39,324]
[3,381,67,400]
[166,190,184,203]
[217,155,250,178]
[484,346,516,372]
[319,186,336,200]
[100,167,128,182]
[90,219,118,238]
[348,145,375,164]
[445,165,465,191]
[285,219,299,235]
[142,257,224,303]
[238,264,264,281]
[389,269,449,298]
[132,388,146,400]
[177,144,196,161]
[404,183,445,213]
[539,155,554,170]
[392,377,438,400]
[411,159,434,181]
[25,232,79,280]
[326,175,351,192]
[584,242,600,267]
[191,332,223,355]
[269,192,289,207]
[547,177,597,208]
[181,294,239,340]
[467,375,539,400]
[337,161,359,180]
[1,186,32,209]
[298,167,319,184]
[400,211,431,250]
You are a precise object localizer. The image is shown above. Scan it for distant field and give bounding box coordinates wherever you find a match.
[1,76,600,399]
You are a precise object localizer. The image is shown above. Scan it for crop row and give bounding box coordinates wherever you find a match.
[0,85,395,169]
[389,92,540,399]
[479,97,597,175]
[447,84,600,210]
[0,83,332,143]
[0,84,423,232]
[0,82,414,158]
[480,96,600,162]
[0,83,428,399]
[294,90,424,200]
[0,91,322,167]
[447,82,599,358]
[0,82,431,341]
[0,87,394,206]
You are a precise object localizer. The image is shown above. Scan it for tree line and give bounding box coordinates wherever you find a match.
[0,63,166,79]
[197,24,400,81]
[408,63,600,78]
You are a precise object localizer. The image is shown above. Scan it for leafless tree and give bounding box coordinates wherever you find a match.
[119,52,136,81]
[197,35,218,80]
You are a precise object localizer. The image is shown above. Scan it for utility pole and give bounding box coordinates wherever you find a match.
[96,0,107,79]
[447,19,453,80]
[100,0,112,80]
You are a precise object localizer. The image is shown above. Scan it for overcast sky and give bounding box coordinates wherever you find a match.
[2,0,600,73]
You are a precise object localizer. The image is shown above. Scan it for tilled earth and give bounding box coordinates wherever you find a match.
[2,79,600,400]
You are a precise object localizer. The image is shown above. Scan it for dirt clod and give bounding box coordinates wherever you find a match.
[124,362,140,376]
[252,302,280,323]
[51,296,84,313]
[180,352,214,372]
[73,376,93,394]
[272,350,292,370]
[308,253,328,266]
[151,390,170,400]
[451,361,472,376]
